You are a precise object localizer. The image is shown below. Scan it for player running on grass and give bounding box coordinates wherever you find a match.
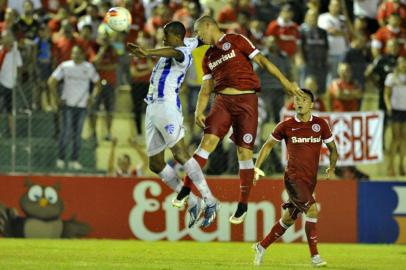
[127,21,217,228]
[173,15,304,225]
[252,88,338,267]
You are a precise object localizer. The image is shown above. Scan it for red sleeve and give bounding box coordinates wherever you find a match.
[233,34,260,59]
[377,3,386,22]
[265,21,278,36]
[320,119,334,143]
[271,121,286,142]
[202,53,212,80]
[374,28,385,43]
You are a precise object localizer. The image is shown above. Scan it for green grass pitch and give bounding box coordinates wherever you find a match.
[0,239,405,269]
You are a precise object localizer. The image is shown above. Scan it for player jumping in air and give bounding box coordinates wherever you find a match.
[127,21,217,229]
[252,88,338,267]
[173,15,304,226]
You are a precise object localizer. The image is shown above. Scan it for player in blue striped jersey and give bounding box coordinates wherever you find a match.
[128,21,218,228]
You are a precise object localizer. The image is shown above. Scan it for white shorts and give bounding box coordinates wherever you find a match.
[145,101,185,156]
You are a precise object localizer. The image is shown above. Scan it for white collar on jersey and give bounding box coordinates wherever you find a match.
[294,114,313,122]
[277,17,295,27]
[219,34,226,42]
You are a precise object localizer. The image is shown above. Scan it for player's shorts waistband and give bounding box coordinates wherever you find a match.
[217,90,256,96]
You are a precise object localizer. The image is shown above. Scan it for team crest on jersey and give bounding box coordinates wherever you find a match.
[222,42,231,51]
[165,124,175,135]
[312,124,321,132]
[243,133,253,144]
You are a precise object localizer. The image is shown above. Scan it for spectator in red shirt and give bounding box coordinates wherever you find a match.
[89,32,118,141]
[52,22,76,65]
[372,13,406,57]
[130,31,154,141]
[217,0,238,25]
[328,63,363,112]
[48,7,77,35]
[74,24,97,61]
[265,4,300,58]
[377,0,406,27]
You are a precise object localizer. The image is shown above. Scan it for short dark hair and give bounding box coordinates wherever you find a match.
[301,88,314,102]
[164,21,186,39]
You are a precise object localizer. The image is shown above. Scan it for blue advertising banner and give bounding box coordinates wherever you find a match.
[358,182,406,243]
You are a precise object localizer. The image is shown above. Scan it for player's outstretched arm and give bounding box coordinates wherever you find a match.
[127,43,184,62]
[254,137,279,185]
[325,141,338,179]
[195,78,214,128]
[252,53,304,98]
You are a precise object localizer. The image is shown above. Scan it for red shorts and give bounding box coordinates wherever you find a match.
[204,93,258,149]
[283,176,316,219]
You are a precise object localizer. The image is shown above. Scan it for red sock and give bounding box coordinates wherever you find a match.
[239,168,254,203]
[260,220,288,248]
[305,221,319,257]
[183,154,207,187]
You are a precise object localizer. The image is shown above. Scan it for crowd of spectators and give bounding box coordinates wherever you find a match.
[0,0,405,178]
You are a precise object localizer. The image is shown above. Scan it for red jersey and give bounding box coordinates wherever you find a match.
[202,34,261,92]
[265,18,300,57]
[377,2,406,25]
[328,79,360,112]
[272,115,333,184]
[372,26,406,56]
[97,46,118,86]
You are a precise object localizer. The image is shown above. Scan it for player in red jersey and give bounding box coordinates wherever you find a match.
[173,15,304,226]
[252,88,338,267]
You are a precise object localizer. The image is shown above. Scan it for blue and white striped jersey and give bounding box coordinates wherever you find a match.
[148,38,199,110]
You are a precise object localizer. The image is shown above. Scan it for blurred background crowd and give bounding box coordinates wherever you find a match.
[0,0,405,180]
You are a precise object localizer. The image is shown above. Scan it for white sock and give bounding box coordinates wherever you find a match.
[158,164,197,206]
[183,157,215,205]
[195,147,210,159]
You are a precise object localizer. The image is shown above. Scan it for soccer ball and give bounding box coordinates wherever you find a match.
[104,7,132,32]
